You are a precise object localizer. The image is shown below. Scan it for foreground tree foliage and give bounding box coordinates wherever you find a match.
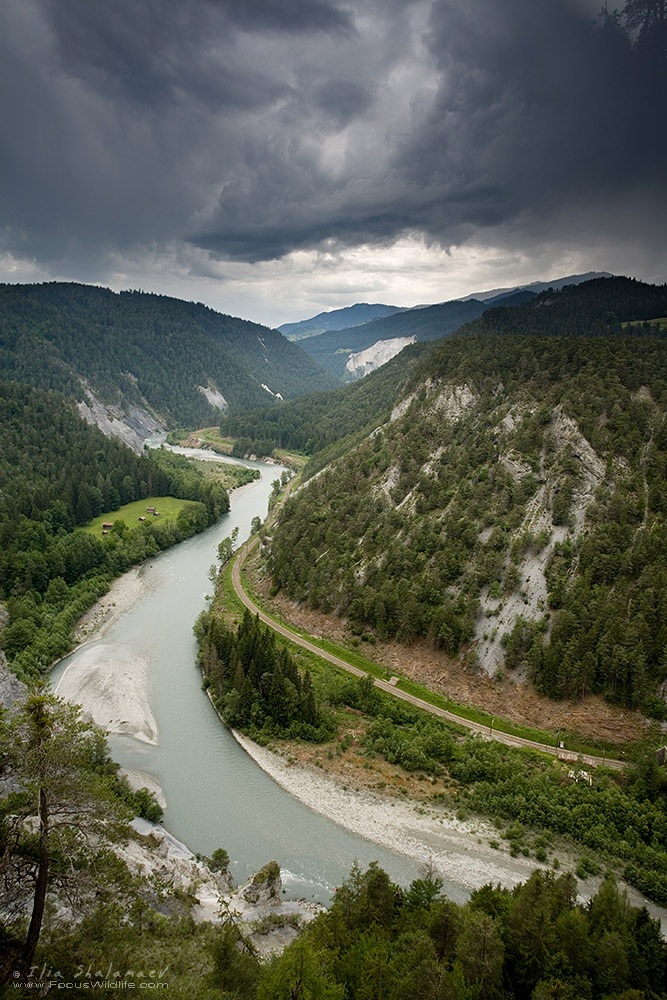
[10,860,667,999]
[205,863,667,1000]
[0,691,136,980]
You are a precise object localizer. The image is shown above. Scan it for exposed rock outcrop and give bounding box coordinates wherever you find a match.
[76,383,164,453]
[0,653,26,712]
[239,861,282,906]
[473,405,608,677]
[123,822,319,955]
[346,337,415,379]
[198,385,228,411]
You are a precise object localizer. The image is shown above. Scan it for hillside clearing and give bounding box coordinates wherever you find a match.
[77,497,193,536]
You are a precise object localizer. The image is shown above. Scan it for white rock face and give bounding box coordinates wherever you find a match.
[431,383,479,420]
[346,337,415,379]
[76,385,164,453]
[390,390,418,422]
[391,380,478,424]
[0,653,25,712]
[198,385,228,411]
[262,383,284,400]
[474,405,608,677]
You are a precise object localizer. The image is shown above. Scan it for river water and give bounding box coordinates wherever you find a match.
[51,447,446,905]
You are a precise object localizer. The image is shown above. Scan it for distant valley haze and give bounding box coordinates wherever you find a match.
[1,0,665,327]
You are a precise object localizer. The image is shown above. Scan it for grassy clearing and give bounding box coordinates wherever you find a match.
[195,427,236,451]
[78,497,192,536]
[219,559,246,618]
[190,458,259,492]
[167,426,236,453]
[622,316,667,330]
[273,449,308,471]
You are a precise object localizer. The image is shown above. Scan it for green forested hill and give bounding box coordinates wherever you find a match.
[220,338,434,466]
[0,381,229,680]
[0,282,338,427]
[267,332,667,711]
[461,275,667,341]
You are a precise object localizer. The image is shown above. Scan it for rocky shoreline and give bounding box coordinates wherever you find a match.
[124,819,321,957]
[232,731,543,895]
[231,730,667,931]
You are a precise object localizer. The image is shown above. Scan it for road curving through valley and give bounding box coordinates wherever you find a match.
[232,537,625,772]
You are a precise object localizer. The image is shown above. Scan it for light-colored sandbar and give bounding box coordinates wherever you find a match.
[55,641,158,744]
[53,566,158,743]
[72,565,148,646]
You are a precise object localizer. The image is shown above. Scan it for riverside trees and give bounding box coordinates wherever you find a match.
[196,609,332,741]
[254,863,667,1000]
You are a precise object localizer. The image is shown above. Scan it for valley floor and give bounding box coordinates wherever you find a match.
[57,560,667,932]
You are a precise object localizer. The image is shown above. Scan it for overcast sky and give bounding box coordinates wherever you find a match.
[1,0,665,327]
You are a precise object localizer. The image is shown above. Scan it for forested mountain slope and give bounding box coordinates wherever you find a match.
[462,275,667,341]
[0,381,229,680]
[0,282,337,433]
[267,333,667,711]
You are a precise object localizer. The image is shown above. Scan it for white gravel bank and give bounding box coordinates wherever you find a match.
[232,731,540,894]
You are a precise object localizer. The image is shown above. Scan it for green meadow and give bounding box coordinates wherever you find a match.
[78,497,193,536]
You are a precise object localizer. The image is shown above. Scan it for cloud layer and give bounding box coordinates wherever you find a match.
[1,0,665,322]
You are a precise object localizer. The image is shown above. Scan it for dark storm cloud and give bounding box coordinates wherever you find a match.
[312,78,374,127]
[1,0,665,276]
[0,0,351,270]
[40,0,352,110]
[396,0,665,238]
[219,0,354,34]
[186,0,667,263]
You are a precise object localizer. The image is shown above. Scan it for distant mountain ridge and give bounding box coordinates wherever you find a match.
[278,302,404,340]
[289,272,613,381]
[296,298,491,380]
[222,274,667,470]
[457,270,613,302]
[0,282,338,443]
